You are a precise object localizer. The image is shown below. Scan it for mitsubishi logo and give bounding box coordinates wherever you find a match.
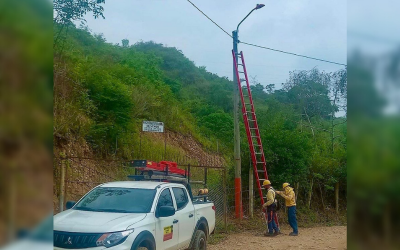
[65,237,73,245]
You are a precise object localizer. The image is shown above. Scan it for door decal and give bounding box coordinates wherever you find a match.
[163,225,173,241]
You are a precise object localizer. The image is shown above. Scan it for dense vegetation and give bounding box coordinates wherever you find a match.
[54,19,347,214]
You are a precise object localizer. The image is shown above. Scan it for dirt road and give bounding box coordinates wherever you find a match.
[209,226,346,250]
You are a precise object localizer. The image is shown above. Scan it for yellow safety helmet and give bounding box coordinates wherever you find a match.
[262,180,271,186]
[282,183,290,189]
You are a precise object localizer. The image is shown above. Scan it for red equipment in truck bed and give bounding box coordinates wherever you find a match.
[138,161,187,176]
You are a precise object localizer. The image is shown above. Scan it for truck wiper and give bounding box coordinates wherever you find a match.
[74,207,131,213]
[74,207,98,211]
[100,209,131,213]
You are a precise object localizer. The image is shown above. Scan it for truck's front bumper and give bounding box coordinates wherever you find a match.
[53,241,132,250]
[53,235,135,250]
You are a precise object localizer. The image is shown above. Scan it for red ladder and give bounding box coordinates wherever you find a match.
[232,50,269,205]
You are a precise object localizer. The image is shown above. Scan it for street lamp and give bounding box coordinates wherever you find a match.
[232,4,265,219]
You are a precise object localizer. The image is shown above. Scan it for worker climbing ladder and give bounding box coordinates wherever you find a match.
[232,50,269,206]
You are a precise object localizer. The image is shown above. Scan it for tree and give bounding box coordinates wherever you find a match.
[265,84,275,94]
[348,53,386,117]
[53,0,106,25]
[284,69,335,119]
[122,39,129,47]
[53,0,106,48]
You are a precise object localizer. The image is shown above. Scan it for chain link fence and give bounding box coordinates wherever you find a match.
[54,156,228,232]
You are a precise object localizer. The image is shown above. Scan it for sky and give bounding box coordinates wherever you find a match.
[348,0,400,115]
[83,0,347,90]
[348,0,400,55]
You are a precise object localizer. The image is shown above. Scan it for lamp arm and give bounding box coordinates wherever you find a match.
[236,8,256,33]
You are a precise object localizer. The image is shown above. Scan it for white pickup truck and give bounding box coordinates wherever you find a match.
[53,181,215,250]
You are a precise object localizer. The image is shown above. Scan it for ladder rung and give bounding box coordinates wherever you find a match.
[257,169,265,172]
[238,71,245,73]
[255,152,262,155]
[259,179,266,181]
[256,162,264,164]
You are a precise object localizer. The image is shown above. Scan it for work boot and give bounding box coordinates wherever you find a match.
[264,232,276,237]
[289,232,298,236]
[275,229,283,235]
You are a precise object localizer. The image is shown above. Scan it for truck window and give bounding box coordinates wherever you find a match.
[157,188,174,208]
[73,187,156,213]
[172,187,188,210]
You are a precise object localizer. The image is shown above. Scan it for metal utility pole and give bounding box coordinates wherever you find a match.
[233,3,265,219]
[232,29,242,219]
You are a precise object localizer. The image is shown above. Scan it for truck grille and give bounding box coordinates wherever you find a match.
[54,231,103,249]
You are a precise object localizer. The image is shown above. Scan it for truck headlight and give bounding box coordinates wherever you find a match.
[96,229,134,248]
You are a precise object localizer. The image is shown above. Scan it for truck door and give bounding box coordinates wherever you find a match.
[172,187,195,249]
[155,188,179,250]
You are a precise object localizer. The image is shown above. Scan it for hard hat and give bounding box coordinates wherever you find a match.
[262,180,271,186]
[283,183,290,189]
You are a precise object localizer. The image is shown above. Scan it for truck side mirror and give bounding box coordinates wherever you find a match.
[157,206,175,218]
[66,201,76,209]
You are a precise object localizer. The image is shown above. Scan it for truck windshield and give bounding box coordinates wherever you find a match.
[74,187,156,213]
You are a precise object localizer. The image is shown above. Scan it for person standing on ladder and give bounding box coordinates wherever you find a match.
[262,180,280,237]
[276,182,298,236]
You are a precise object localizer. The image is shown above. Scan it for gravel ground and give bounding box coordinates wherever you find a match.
[209,226,346,250]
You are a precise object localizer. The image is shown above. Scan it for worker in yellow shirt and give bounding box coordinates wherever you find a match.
[276,183,298,236]
[261,180,279,237]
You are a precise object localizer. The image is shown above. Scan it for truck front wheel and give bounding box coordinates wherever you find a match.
[191,230,207,250]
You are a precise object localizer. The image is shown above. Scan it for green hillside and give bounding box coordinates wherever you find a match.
[54,24,347,215]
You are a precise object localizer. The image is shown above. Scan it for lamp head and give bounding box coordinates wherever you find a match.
[255,4,265,10]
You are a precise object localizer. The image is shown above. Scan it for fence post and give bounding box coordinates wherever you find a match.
[164,130,167,160]
[204,167,208,188]
[139,131,142,158]
[223,169,227,232]
[249,167,254,218]
[59,154,66,212]
[188,164,191,183]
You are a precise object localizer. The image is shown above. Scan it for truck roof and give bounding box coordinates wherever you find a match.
[100,181,168,189]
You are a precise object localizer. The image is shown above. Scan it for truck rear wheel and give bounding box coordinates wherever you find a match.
[191,230,207,250]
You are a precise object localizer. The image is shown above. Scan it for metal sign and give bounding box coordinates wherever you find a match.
[129,160,147,167]
[142,121,164,133]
